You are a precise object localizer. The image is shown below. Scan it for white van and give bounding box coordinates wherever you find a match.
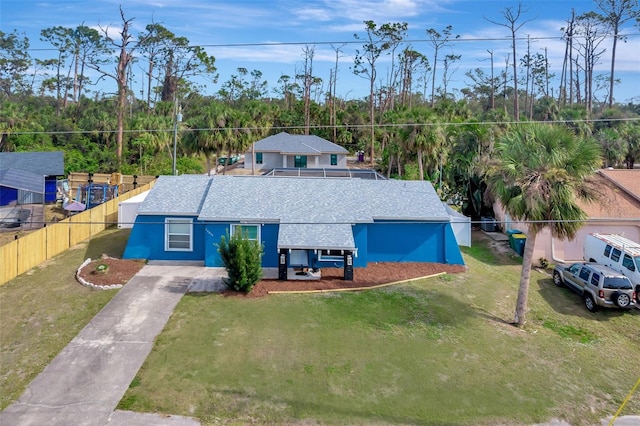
[584,233,640,301]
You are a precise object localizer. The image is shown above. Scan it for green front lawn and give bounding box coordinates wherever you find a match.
[119,233,640,425]
[0,228,129,409]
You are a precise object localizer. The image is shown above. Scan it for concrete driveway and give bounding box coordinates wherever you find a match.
[0,264,225,426]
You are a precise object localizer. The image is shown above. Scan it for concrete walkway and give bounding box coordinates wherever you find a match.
[0,265,225,426]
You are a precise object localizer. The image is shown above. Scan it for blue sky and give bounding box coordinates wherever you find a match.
[2,0,639,103]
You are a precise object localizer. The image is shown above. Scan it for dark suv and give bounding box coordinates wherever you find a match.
[552,263,636,312]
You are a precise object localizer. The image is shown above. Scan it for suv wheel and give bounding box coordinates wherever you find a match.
[584,294,598,312]
[552,271,563,287]
[612,292,631,309]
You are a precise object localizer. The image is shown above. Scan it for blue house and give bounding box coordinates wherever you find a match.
[123,175,465,280]
[0,151,65,206]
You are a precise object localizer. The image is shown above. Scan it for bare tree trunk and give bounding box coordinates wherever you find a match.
[524,36,531,119]
[488,50,495,110]
[302,45,315,136]
[114,9,134,170]
[608,22,618,108]
[331,44,344,143]
[511,35,519,120]
[369,77,375,166]
[514,229,537,326]
[147,58,154,112]
[504,55,509,115]
[569,10,575,105]
[417,149,424,181]
[431,48,438,108]
[544,47,550,97]
[486,4,533,121]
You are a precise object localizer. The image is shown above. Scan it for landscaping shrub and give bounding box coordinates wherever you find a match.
[218,231,263,292]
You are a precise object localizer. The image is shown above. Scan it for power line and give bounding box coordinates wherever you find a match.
[10,217,640,228]
[16,32,640,53]
[7,117,640,136]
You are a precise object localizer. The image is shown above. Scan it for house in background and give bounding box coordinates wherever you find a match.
[243,132,349,173]
[493,169,640,263]
[0,151,64,206]
[123,174,465,280]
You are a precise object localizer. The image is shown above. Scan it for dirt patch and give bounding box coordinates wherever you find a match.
[76,256,146,287]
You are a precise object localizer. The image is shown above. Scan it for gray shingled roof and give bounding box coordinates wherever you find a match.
[0,169,44,193]
[250,132,348,155]
[0,151,64,176]
[141,175,449,250]
[198,175,449,223]
[137,175,212,215]
[277,223,355,250]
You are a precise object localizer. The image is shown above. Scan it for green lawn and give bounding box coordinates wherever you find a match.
[0,228,129,409]
[119,233,640,425]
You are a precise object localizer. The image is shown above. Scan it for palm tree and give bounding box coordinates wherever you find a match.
[183,103,231,175]
[0,101,26,151]
[484,123,602,326]
[402,107,445,181]
[245,100,274,174]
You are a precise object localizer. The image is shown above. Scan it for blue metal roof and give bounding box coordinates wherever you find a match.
[0,151,64,176]
[0,168,45,193]
[250,132,349,155]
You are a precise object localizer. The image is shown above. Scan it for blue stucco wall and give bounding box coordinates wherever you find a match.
[123,215,206,261]
[363,221,464,265]
[203,223,280,267]
[124,217,464,267]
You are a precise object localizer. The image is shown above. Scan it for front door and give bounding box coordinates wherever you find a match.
[294,155,307,168]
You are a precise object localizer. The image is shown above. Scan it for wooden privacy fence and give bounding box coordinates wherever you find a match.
[0,181,155,286]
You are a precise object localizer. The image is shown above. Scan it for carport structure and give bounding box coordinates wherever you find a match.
[0,151,64,206]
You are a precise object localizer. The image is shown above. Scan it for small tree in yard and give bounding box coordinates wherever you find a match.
[218,231,263,293]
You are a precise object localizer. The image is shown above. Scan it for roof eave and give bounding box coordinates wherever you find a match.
[372,216,451,222]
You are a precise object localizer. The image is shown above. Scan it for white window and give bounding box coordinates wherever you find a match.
[165,218,193,251]
[318,249,344,262]
[231,224,260,242]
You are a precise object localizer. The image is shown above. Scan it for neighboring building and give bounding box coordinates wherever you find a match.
[493,169,640,263]
[0,151,64,206]
[243,132,349,172]
[123,175,465,279]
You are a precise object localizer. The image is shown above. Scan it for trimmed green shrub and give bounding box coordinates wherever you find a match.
[218,231,263,293]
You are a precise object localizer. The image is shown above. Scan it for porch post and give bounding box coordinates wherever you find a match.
[343,251,353,281]
[278,249,288,281]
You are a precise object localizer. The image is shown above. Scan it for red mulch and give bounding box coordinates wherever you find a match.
[228,262,466,298]
[77,257,465,298]
[77,256,146,287]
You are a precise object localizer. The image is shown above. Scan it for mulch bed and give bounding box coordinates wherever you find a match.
[229,262,466,298]
[77,257,466,298]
